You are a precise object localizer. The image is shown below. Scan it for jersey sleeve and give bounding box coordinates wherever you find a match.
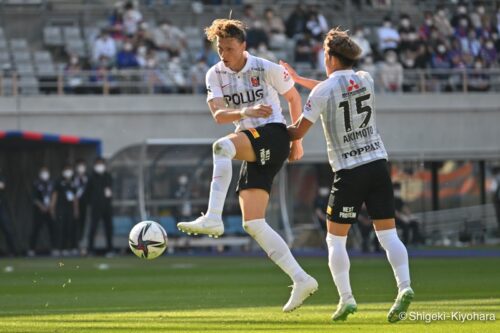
[266,61,295,95]
[205,67,223,102]
[302,87,327,124]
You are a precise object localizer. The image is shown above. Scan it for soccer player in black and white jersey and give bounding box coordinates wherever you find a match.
[177,19,318,312]
[284,28,414,323]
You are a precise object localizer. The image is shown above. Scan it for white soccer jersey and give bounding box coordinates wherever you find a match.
[303,69,388,171]
[206,51,294,132]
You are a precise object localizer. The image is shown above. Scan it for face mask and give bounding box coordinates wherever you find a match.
[94,164,106,174]
[63,169,73,179]
[438,10,445,17]
[138,46,147,56]
[458,6,466,14]
[383,21,391,28]
[405,59,415,67]
[437,45,446,54]
[161,24,170,32]
[401,19,410,28]
[425,19,433,26]
[474,62,483,69]
[386,55,397,63]
[478,7,485,15]
[459,19,468,28]
[0,181,5,190]
[124,43,133,51]
[140,22,148,30]
[394,190,402,197]
[40,171,50,181]
[147,59,156,68]
[70,57,78,65]
[77,165,86,174]
[178,175,188,185]
[486,42,494,49]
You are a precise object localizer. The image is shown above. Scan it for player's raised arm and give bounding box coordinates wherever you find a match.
[279,60,321,91]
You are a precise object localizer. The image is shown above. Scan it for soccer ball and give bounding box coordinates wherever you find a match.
[129,221,168,259]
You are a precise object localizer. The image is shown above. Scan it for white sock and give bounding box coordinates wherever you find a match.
[206,138,236,220]
[243,219,308,283]
[326,233,353,303]
[376,228,411,292]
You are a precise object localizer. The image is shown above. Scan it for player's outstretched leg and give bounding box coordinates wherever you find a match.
[326,233,358,322]
[177,138,236,237]
[375,228,414,323]
[243,219,318,312]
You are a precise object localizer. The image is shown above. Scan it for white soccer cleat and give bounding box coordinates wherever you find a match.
[283,275,318,312]
[177,214,224,237]
[332,297,357,322]
[387,287,414,323]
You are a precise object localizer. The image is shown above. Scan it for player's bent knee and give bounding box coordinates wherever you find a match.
[212,137,236,158]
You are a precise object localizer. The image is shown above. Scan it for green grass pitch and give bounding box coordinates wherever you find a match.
[0,255,499,332]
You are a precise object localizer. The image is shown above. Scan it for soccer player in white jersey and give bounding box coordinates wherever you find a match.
[177,19,318,312]
[284,28,414,323]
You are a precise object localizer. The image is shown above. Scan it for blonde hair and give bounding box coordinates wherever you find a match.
[323,27,361,67]
[205,19,247,43]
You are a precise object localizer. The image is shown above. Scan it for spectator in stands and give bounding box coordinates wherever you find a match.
[398,14,419,53]
[86,158,113,256]
[166,56,187,93]
[116,39,140,69]
[419,11,435,41]
[377,16,400,54]
[294,32,316,66]
[462,29,481,58]
[190,56,209,94]
[28,166,56,257]
[470,3,489,31]
[246,20,269,50]
[240,4,257,29]
[64,54,87,94]
[449,37,466,69]
[153,20,187,57]
[135,43,149,67]
[305,5,329,41]
[109,2,125,40]
[73,159,89,246]
[431,43,452,69]
[451,3,471,29]
[0,174,17,256]
[133,21,157,51]
[285,4,308,38]
[351,27,372,59]
[197,39,219,67]
[253,42,277,63]
[92,29,117,65]
[51,164,78,256]
[414,43,431,69]
[122,1,143,36]
[262,7,286,47]
[467,57,490,91]
[400,50,418,92]
[173,174,193,221]
[394,183,422,245]
[90,55,118,94]
[359,55,377,79]
[480,39,498,67]
[379,50,403,92]
[433,6,454,38]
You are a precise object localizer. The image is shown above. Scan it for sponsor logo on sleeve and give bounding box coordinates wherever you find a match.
[250,76,260,87]
[283,70,290,82]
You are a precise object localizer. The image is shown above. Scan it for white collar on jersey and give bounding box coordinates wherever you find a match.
[328,69,355,78]
[220,51,253,74]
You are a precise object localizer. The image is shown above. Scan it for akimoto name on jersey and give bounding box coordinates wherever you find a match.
[342,141,381,159]
[224,89,264,106]
[343,125,374,143]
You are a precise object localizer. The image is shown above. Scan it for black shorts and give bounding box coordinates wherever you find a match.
[236,123,290,194]
[326,159,395,224]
